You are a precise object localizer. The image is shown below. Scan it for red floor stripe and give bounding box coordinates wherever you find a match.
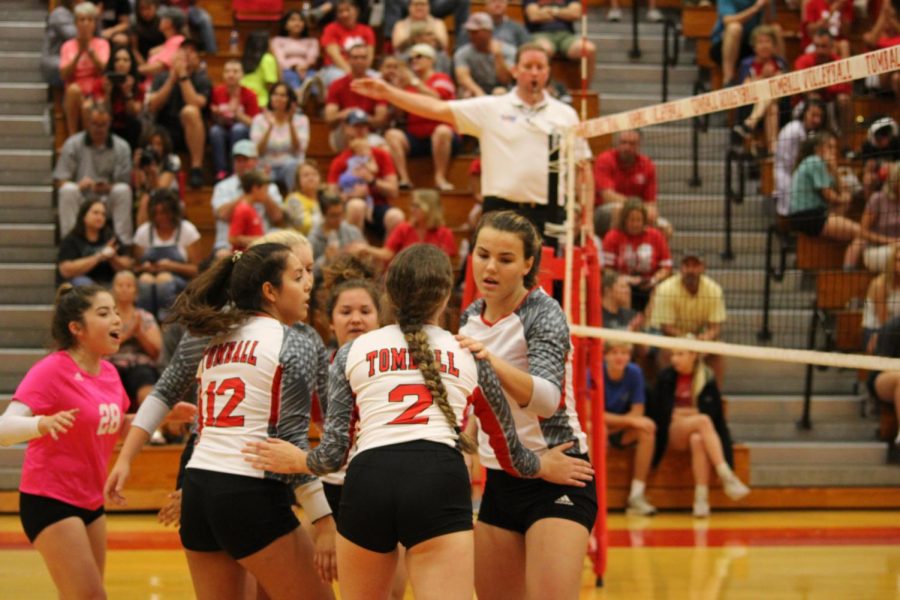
[2,526,900,551]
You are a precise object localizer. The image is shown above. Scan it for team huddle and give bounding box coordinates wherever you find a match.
[0,212,597,600]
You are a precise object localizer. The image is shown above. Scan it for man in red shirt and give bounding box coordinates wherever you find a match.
[209,60,260,181]
[319,0,376,88]
[324,43,389,152]
[384,44,458,191]
[593,130,669,236]
[328,109,404,239]
[794,29,852,139]
[801,0,852,57]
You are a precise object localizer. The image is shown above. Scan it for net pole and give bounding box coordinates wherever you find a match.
[562,130,577,325]
[579,0,589,122]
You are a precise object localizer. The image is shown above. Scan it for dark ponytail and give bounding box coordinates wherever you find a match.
[386,244,476,453]
[51,283,109,350]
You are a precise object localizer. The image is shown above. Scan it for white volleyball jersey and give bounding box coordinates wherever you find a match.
[459,288,589,471]
[187,316,318,486]
[308,324,542,478]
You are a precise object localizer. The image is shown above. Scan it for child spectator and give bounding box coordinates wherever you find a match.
[250,82,311,193]
[229,170,270,251]
[141,124,182,178]
[109,270,162,410]
[57,200,133,287]
[132,145,179,227]
[209,60,260,182]
[285,161,325,235]
[309,194,367,273]
[603,341,657,516]
[602,271,643,331]
[241,31,280,107]
[338,137,376,208]
[271,10,321,93]
[60,2,110,134]
[319,0,376,88]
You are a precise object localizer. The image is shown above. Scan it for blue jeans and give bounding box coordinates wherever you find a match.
[138,274,187,321]
[209,123,251,175]
[269,158,301,193]
[188,6,218,53]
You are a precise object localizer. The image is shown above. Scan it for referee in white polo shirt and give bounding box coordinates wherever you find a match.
[351,41,593,247]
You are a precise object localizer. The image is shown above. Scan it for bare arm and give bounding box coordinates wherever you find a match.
[350,78,457,128]
[325,44,350,72]
[723,0,767,26]
[454,65,485,97]
[148,72,176,114]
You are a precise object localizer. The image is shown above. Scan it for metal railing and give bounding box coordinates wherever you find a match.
[722,147,747,260]
[661,18,681,102]
[758,224,795,342]
[630,0,641,58]
[689,79,709,188]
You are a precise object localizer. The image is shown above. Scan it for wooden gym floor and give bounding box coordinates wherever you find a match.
[1,510,899,598]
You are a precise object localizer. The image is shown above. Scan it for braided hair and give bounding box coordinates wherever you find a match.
[386,244,476,453]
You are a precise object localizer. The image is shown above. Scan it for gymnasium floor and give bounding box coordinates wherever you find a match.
[1,510,899,599]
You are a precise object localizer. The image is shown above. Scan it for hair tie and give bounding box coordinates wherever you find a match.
[231,251,243,263]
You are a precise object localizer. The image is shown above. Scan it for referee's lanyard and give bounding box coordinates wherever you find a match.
[516,103,562,212]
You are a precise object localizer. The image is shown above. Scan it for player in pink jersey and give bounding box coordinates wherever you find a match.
[0,284,128,599]
[243,244,593,600]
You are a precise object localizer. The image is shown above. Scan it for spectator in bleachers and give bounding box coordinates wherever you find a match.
[860,118,900,198]
[147,39,210,189]
[240,31,280,107]
[774,98,826,218]
[863,247,900,352]
[133,145,179,227]
[271,10,321,93]
[57,199,134,287]
[133,188,202,319]
[650,251,727,384]
[731,25,789,156]
[863,0,900,97]
[98,0,132,40]
[140,124,182,181]
[385,0,470,40]
[109,270,162,409]
[709,0,781,86]
[868,315,900,461]
[801,0,852,58]
[131,0,166,66]
[41,0,77,88]
[209,60,260,182]
[603,341,657,516]
[399,21,454,75]
[309,194,367,273]
[325,43,389,151]
[164,0,218,54]
[384,44,458,191]
[55,103,134,245]
[284,160,324,235]
[593,130,668,238]
[486,0,532,46]
[648,343,750,517]
[363,188,459,262]
[319,0,377,88]
[228,170,270,251]
[138,6,185,80]
[606,0,662,22]
[250,82,311,193]
[794,29,852,137]
[60,2,110,135]
[787,131,862,268]
[392,0,450,52]
[101,46,144,151]
[602,271,643,331]
[453,13,515,98]
[327,110,404,238]
[859,162,900,272]
[602,198,672,312]
[210,140,285,255]
[524,0,597,87]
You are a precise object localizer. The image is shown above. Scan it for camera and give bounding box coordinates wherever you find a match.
[107,72,127,85]
[139,146,161,168]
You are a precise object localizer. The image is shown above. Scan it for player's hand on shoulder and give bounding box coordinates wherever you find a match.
[242,438,308,473]
[455,334,491,361]
[537,441,594,487]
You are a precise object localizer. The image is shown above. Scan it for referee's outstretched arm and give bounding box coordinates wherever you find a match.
[351,77,458,129]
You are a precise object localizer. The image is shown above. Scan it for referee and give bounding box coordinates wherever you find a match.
[351,41,593,247]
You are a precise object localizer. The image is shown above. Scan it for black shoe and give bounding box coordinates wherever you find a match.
[888,442,900,465]
[730,123,751,147]
[189,167,204,189]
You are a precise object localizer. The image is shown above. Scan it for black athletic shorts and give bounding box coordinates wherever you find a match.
[608,430,637,450]
[788,206,828,236]
[175,433,197,490]
[322,481,343,520]
[19,491,105,543]
[478,456,598,535]
[338,440,473,553]
[180,468,299,559]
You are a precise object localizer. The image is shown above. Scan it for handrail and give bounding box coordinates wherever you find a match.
[722,147,746,260]
[801,307,830,430]
[629,0,641,58]
[689,79,709,188]
[661,18,681,102]
[758,224,792,342]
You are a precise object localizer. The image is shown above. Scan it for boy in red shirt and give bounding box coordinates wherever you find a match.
[229,170,269,251]
[209,60,261,181]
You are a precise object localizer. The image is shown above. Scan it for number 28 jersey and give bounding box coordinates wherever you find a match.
[187,316,318,486]
[308,324,542,479]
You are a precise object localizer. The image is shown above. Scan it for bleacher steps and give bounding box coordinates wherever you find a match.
[731,419,877,442]
[0,349,46,393]
[0,305,52,348]
[0,22,43,53]
[0,246,56,264]
[0,148,52,172]
[727,395,864,420]
[747,441,885,465]
[0,225,54,247]
[721,357,859,396]
[0,83,46,104]
[751,464,900,487]
[0,115,48,137]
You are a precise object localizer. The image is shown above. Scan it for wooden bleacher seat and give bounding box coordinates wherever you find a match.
[796,234,848,270]
[880,403,898,443]
[814,269,871,352]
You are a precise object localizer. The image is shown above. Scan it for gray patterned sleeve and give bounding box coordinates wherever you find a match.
[472,359,541,478]
[150,333,209,407]
[292,323,331,416]
[521,293,570,396]
[307,342,355,476]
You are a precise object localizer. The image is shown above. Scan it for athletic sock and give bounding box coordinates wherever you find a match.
[715,462,735,481]
[695,485,709,503]
[629,479,646,500]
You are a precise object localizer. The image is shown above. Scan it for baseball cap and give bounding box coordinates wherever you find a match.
[464,12,493,31]
[679,249,705,264]
[232,139,258,158]
[346,108,370,126]
[409,43,436,60]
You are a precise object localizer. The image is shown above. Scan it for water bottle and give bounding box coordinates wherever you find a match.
[229,30,239,55]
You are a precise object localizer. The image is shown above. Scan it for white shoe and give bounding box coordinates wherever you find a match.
[626,494,658,516]
[693,500,710,518]
[149,429,167,445]
[723,477,751,501]
[607,7,622,21]
[647,8,664,22]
